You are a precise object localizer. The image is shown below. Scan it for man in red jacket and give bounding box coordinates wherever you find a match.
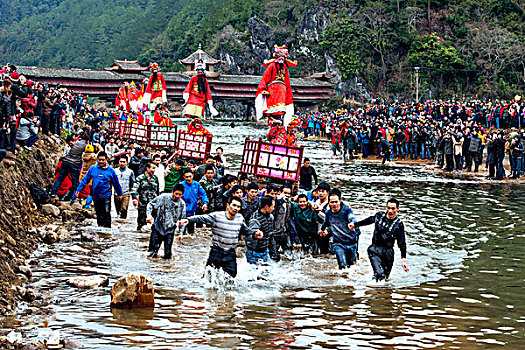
[332,127,342,156]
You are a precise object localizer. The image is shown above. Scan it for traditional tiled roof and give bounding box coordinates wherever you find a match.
[18,66,332,102]
[179,44,220,65]
[104,60,147,71]
[19,66,145,81]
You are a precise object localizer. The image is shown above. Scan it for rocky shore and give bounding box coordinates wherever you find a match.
[0,136,95,320]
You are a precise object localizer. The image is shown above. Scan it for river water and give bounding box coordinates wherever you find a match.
[2,122,524,349]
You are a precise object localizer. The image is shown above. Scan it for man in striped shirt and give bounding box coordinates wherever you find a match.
[178,196,263,278]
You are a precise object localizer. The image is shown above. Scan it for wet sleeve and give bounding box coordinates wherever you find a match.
[346,207,357,224]
[188,213,215,226]
[396,222,407,259]
[355,215,375,228]
[240,219,255,237]
[198,183,209,205]
[249,217,261,231]
[146,196,158,219]
[320,211,330,231]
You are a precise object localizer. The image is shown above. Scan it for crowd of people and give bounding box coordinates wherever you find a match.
[298,99,525,179]
[4,61,525,283]
[46,117,406,282]
[0,63,107,160]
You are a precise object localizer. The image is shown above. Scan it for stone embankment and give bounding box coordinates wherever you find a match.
[0,136,95,318]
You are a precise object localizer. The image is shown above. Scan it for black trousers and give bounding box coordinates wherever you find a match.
[299,233,317,256]
[488,162,496,178]
[137,206,147,229]
[445,154,454,171]
[315,235,331,255]
[382,148,391,164]
[206,246,237,278]
[467,151,480,172]
[273,234,292,253]
[368,244,394,280]
[148,226,175,259]
[93,197,112,228]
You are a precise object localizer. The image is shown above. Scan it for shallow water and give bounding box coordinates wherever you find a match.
[3,121,525,349]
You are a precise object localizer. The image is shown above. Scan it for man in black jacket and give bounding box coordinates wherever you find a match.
[0,80,12,150]
[467,130,481,172]
[299,158,318,191]
[442,131,454,172]
[7,72,28,152]
[495,131,506,180]
[352,198,408,282]
[129,148,143,176]
[246,196,278,265]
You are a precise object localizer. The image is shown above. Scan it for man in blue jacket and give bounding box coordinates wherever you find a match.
[180,168,208,234]
[76,151,122,228]
[319,189,360,269]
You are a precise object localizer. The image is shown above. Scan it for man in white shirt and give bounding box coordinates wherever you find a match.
[152,154,165,193]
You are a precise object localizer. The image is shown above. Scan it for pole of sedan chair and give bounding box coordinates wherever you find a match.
[415,67,420,103]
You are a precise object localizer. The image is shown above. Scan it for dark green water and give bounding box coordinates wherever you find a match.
[2,122,524,349]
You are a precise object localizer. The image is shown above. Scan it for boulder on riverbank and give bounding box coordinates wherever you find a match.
[110,273,154,308]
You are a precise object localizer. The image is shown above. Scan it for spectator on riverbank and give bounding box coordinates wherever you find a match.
[16,112,39,150]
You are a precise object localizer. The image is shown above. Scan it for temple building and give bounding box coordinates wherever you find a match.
[19,46,332,119]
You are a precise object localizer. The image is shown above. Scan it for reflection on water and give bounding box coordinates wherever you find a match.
[3,122,524,349]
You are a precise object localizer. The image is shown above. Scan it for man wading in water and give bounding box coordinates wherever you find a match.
[146,183,186,259]
[178,196,263,278]
[351,198,408,282]
[319,189,360,270]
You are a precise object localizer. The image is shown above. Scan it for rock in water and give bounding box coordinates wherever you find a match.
[42,204,61,217]
[43,231,58,244]
[57,228,72,242]
[110,273,154,308]
[80,230,99,242]
[67,275,109,289]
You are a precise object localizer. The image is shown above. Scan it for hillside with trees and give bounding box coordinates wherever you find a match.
[1,0,524,100]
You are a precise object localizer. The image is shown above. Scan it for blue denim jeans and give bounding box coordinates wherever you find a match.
[21,134,39,148]
[246,248,270,265]
[332,242,357,269]
[410,142,418,159]
[512,157,522,178]
[422,144,432,159]
[361,142,369,158]
[51,160,80,197]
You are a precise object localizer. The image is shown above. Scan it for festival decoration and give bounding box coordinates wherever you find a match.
[182,62,219,118]
[255,45,297,128]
